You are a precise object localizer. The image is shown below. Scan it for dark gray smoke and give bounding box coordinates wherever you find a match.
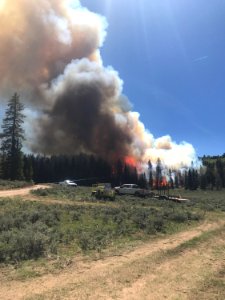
[0,0,199,168]
[32,60,133,160]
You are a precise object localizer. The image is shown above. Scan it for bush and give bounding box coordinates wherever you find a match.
[77,229,110,252]
[171,212,188,223]
[145,216,165,234]
[0,180,33,190]
[0,225,49,262]
[2,188,221,264]
[0,201,62,263]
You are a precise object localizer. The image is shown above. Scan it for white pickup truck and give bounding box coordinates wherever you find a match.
[114,184,150,197]
[59,180,77,187]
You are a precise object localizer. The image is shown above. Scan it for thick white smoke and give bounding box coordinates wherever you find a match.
[0,0,199,169]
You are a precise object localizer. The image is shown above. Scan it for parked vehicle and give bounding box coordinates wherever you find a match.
[92,183,115,200]
[114,184,150,197]
[59,180,77,187]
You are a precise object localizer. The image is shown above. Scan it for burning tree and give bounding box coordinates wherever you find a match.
[0,93,25,180]
[155,158,162,190]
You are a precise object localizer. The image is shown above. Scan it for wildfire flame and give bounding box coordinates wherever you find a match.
[124,156,137,168]
[161,177,168,187]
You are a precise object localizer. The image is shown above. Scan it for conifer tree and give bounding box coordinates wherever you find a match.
[23,155,33,181]
[199,167,207,190]
[148,160,153,189]
[115,159,123,185]
[1,93,25,180]
[155,158,162,190]
[169,169,174,189]
[216,159,224,187]
[138,172,147,188]
[184,170,189,189]
[174,171,179,188]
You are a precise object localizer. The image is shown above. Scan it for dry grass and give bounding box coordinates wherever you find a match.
[0,187,225,299]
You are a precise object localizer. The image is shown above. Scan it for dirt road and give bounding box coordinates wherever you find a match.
[1,220,224,300]
[0,185,49,198]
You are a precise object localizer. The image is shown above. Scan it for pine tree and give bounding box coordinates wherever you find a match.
[169,169,174,189]
[184,171,189,189]
[23,155,33,181]
[205,164,215,190]
[155,158,162,190]
[216,159,224,188]
[174,171,179,188]
[138,172,147,188]
[199,167,207,190]
[1,93,25,180]
[215,165,222,190]
[115,159,123,185]
[148,160,153,189]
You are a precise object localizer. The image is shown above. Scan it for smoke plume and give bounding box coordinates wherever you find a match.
[0,0,199,169]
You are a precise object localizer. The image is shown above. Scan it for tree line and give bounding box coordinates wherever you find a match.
[0,93,224,190]
[148,157,225,191]
[0,93,141,185]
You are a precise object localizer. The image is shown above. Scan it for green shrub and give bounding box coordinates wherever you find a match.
[0,226,49,262]
[77,229,110,252]
[0,180,33,190]
[2,188,224,264]
[171,212,188,223]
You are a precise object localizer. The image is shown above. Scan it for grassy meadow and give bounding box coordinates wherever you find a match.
[0,185,225,299]
[0,186,224,266]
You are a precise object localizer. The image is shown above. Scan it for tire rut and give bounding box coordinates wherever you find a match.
[0,220,224,300]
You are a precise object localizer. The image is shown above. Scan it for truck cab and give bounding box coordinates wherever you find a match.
[115,184,149,196]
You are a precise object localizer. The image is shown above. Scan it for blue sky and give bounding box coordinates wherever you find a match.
[81,0,225,156]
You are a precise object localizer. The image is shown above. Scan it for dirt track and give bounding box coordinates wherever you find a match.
[1,219,224,300]
[0,185,49,198]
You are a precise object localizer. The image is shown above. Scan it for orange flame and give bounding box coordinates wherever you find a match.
[161,177,168,187]
[124,156,137,168]
[153,177,168,188]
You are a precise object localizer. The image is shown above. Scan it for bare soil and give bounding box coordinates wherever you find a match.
[1,219,224,300]
[0,185,50,198]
